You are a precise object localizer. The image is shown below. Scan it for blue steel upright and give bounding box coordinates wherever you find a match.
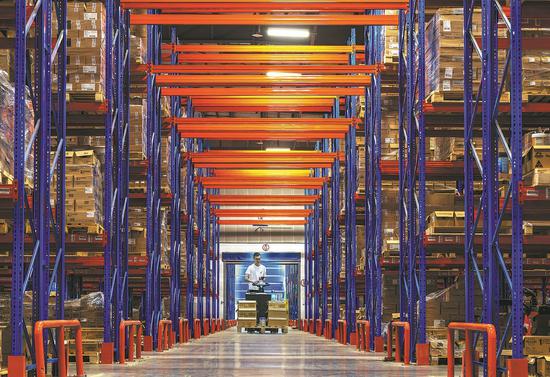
[398,0,428,362]
[331,98,341,339]
[463,0,527,373]
[145,11,163,349]
[344,30,358,344]
[364,12,384,350]
[169,28,183,338]
[321,138,330,333]
[185,101,196,336]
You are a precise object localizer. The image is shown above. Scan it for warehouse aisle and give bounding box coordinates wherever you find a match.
[85,328,450,376]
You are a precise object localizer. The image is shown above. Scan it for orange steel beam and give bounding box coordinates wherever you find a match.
[170,117,353,125]
[207,194,318,205]
[218,219,307,225]
[174,53,364,63]
[162,87,363,96]
[151,64,381,75]
[212,209,312,217]
[197,177,327,189]
[130,14,400,26]
[212,169,311,177]
[179,132,346,140]
[123,1,408,11]
[191,105,333,112]
[155,74,371,86]
[182,97,337,112]
[166,44,364,53]
[190,152,342,161]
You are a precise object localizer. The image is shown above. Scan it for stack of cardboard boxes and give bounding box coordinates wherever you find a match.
[62,1,106,102]
[523,132,550,187]
[64,150,104,233]
[425,8,506,102]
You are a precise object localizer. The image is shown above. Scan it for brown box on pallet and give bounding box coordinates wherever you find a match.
[524,336,550,356]
[128,230,147,255]
[523,146,550,174]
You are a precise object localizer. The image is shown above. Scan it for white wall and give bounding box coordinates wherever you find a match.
[219,242,305,319]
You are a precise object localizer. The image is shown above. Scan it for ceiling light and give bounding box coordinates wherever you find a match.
[266,71,302,78]
[265,147,291,152]
[266,27,310,39]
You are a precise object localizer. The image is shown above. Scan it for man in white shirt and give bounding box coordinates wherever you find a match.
[245,252,267,291]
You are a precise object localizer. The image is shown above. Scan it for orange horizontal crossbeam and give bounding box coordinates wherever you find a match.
[163,87,362,97]
[151,64,380,75]
[197,176,327,189]
[174,53,364,63]
[218,219,307,225]
[207,194,318,205]
[183,97,337,112]
[167,44,363,53]
[130,14,400,26]
[213,209,312,217]
[190,151,342,161]
[155,74,371,87]
[213,169,311,177]
[171,117,353,125]
[180,132,345,140]
[123,0,408,11]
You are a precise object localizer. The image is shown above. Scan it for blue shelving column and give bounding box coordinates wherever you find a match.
[321,138,330,333]
[364,11,384,351]
[344,30,358,344]
[313,163,321,328]
[398,0,429,363]
[463,0,527,373]
[169,28,183,340]
[185,100,196,336]
[205,186,212,328]
[331,98,341,339]
[196,139,205,333]
[145,11,163,350]
[9,0,67,373]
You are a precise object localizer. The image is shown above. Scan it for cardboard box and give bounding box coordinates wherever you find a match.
[523,146,550,174]
[524,336,550,356]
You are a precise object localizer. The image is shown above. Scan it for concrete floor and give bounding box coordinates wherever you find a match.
[85,328,452,377]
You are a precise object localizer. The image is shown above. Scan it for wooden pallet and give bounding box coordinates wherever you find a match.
[66,91,105,103]
[69,351,100,364]
[430,356,462,366]
[523,91,550,103]
[237,325,288,334]
[129,151,146,161]
[67,223,104,235]
[426,90,510,104]
[524,221,550,236]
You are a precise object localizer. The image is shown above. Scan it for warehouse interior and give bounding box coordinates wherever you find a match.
[1,0,550,376]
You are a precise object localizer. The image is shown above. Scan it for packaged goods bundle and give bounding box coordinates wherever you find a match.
[129,99,147,160]
[53,1,106,102]
[523,29,550,98]
[425,8,506,101]
[65,150,104,232]
[0,70,34,184]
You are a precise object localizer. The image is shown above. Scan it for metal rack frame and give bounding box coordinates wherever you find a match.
[364,10,384,351]
[10,0,68,373]
[397,0,429,363]
[144,11,163,349]
[463,0,526,373]
[102,0,131,362]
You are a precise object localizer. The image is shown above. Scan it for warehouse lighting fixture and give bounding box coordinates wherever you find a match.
[266,71,302,78]
[265,147,291,152]
[266,27,310,39]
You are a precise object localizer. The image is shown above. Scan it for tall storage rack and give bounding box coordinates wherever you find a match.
[101,0,132,362]
[9,0,68,374]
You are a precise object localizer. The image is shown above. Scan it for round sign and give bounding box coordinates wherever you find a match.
[262,243,270,251]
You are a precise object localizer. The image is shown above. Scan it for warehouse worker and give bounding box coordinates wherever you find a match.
[245,252,267,292]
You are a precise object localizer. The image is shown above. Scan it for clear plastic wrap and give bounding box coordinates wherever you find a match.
[0,69,34,183]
